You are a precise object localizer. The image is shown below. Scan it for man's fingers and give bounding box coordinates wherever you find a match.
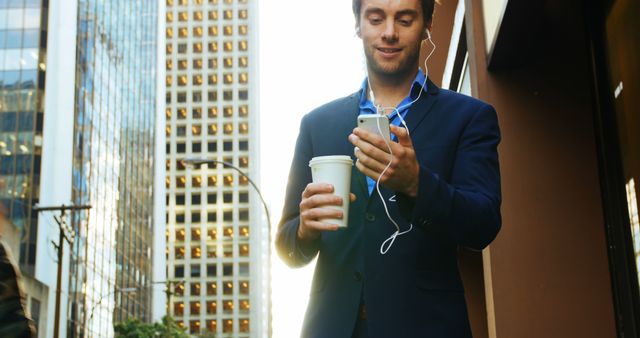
[301,206,344,221]
[302,220,340,232]
[390,125,413,147]
[349,193,357,202]
[351,128,393,152]
[302,182,334,198]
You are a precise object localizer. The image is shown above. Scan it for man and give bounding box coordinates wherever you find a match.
[276,0,501,337]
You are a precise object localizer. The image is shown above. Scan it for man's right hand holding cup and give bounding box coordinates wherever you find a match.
[297,183,357,241]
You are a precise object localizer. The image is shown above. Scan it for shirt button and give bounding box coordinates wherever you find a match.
[353,271,362,281]
[365,213,375,222]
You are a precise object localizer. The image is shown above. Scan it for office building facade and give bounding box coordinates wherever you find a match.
[164,0,269,336]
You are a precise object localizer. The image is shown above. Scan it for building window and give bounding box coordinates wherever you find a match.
[223,300,233,313]
[239,40,248,51]
[208,228,217,240]
[175,283,185,297]
[223,319,233,333]
[174,302,184,316]
[223,9,233,19]
[207,245,217,258]
[207,301,217,315]
[223,211,232,222]
[207,320,217,332]
[208,42,218,52]
[191,283,201,296]
[208,107,218,118]
[193,42,203,52]
[208,74,218,85]
[193,11,203,21]
[223,141,232,151]
[239,140,248,151]
[209,11,218,21]
[240,318,249,332]
[207,264,217,277]
[189,320,200,334]
[208,26,218,37]
[223,281,233,295]
[176,228,186,241]
[207,193,217,204]
[208,142,217,152]
[239,90,248,100]
[223,263,233,276]
[239,192,248,203]
[207,282,217,295]
[191,246,201,259]
[192,142,202,153]
[239,244,249,257]
[240,281,249,294]
[208,124,218,135]
[175,265,184,278]
[191,264,201,277]
[208,175,217,186]
[239,9,248,19]
[190,302,201,315]
[207,212,217,222]
[239,263,249,276]
[175,247,185,259]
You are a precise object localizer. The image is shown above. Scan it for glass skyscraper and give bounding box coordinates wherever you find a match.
[0,0,47,277]
[164,0,269,336]
[66,0,160,336]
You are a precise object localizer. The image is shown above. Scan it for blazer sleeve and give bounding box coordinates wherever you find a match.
[397,104,502,250]
[275,115,321,267]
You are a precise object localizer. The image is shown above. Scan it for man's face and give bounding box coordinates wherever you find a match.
[358,0,427,80]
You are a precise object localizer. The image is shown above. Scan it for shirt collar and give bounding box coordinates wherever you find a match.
[358,69,427,110]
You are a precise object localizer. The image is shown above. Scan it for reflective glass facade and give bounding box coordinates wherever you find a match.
[66,0,158,336]
[0,0,47,276]
[165,0,266,336]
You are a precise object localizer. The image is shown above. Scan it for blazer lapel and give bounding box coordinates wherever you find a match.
[404,78,440,134]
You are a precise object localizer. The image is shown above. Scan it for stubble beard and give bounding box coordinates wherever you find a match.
[364,43,421,81]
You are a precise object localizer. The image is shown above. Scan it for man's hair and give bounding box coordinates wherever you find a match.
[352,0,435,25]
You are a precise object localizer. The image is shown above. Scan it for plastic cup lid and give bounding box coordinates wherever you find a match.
[308,155,353,167]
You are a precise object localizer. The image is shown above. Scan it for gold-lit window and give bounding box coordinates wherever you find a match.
[167,0,174,7]
[208,42,218,52]
[223,57,233,68]
[240,300,249,311]
[166,43,173,54]
[223,281,233,295]
[208,26,218,36]
[239,73,248,84]
[239,40,248,51]
[193,11,203,21]
[166,12,174,22]
[178,11,188,21]
[166,28,174,38]
[240,319,249,332]
[178,59,187,69]
[239,226,249,237]
[239,175,248,185]
[239,56,248,67]
[192,228,201,240]
[240,281,249,294]
[178,75,187,86]
[208,107,218,118]
[190,302,200,314]
[192,246,201,258]
[166,176,171,187]
[223,300,233,312]
[193,0,202,4]
[239,122,248,134]
[175,283,185,296]
[224,73,233,84]
[208,74,218,85]
[174,302,184,316]
[192,176,202,187]
[208,124,217,135]
[191,283,201,296]
[239,156,248,168]
[179,27,188,37]
[223,122,233,134]
[223,9,232,19]
[179,0,187,5]
[193,59,203,69]
[224,41,233,52]
[189,320,200,334]
[223,226,233,238]
[175,247,185,259]
[209,10,218,20]
[207,282,217,295]
[239,105,248,117]
[208,228,217,240]
[193,75,203,85]
[178,108,187,119]
[239,25,248,35]
[207,320,217,332]
[223,319,232,333]
[239,244,249,256]
[224,25,233,35]
[176,228,186,241]
[223,106,233,117]
[210,0,218,4]
[207,301,217,314]
[166,75,173,86]
[207,245,217,258]
[239,9,248,19]
[193,42,203,53]
[193,26,203,37]
[224,0,232,4]
[208,175,217,186]
[177,176,186,188]
[192,125,202,136]
[166,60,173,70]
[209,58,218,68]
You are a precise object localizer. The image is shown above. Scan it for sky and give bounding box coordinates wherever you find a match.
[258,1,365,337]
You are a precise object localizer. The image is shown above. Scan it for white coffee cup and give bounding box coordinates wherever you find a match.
[308,155,353,228]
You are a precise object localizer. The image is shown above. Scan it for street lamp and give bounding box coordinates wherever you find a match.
[87,287,138,327]
[182,158,271,231]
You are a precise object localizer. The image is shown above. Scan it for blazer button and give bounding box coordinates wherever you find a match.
[353,271,362,281]
[365,213,375,222]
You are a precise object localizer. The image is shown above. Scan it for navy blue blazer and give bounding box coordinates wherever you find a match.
[276,79,501,338]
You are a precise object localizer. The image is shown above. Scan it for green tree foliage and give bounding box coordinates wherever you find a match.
[114,316,190,338]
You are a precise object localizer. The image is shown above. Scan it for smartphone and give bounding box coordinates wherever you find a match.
[357,114,391,141]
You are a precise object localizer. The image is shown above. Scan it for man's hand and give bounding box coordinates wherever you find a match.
[298,183,357,241]
[349,124,420,197]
